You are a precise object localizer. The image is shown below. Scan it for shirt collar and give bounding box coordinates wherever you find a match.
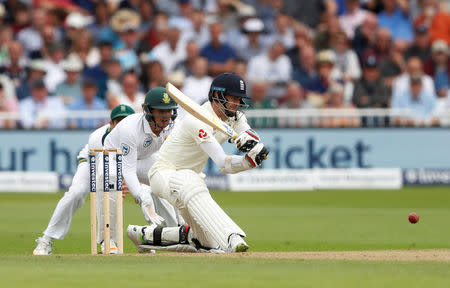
[142,114,155,136]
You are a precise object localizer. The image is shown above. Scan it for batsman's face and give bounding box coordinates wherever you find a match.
[152,109,173,128]
[224,95,241,113]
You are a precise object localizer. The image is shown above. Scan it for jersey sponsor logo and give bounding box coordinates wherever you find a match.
[162,93,171,104]
[198,129,208,138]
[143,137,152,148]
[121,143,130,155]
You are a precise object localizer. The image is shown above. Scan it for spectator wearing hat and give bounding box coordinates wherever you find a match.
[405,25,431,62]
[64,12,92,48]
[109,72,145,112]
[200,21,236,76]
[44,42,67,93]
[247,41,292,99]
[16,59,47,101]
[19,79,66,129]
[304,50,338,96]
[424,40,450,98]
[353,55,390,109]
[377,0,413,42]
[392,74,438,125]
[54,56,84,105]
[17,7,46,56]
[152,25,187,74]
[0,82,18,129]
[68,77,107,129]
[338,0,369,40]
[235,18,270,62]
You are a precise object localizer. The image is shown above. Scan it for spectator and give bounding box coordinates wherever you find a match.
[353,55,390,109]
[268,13,295,50]
[16,59,47,101]
[105,59,123,100]
[286,23,313,67]
[352,12,378,59]
[69,29,100,68]
[321,83,359,127]
[292,44,317,88]
[362,28,392,63]
[54,56,84,105]
[152,26,187,74]
[414,0,450,44]
[19,79,66,129]
[377,0,414,42]
[137,0,155,35]
[234,59,248,81]
[200,21,236,76]
[109,73,145,112]
[168,0,194,37]
[424,40,450,98]
[247,41,292,99]
[64,12,92,51]
[379,40,408,89]
[304,50,338,103]
[44,43,66,93]
[338,0,369,40]
[1,41,27,84]
[281,0,332,29]
[145,12,169,49]
[88,2,115,42]
[405,25,431,62]
[314,15,342,51]
[174,40,200,77]
[144,60,167,90]
[83,39,114,100]
[0,25,13,66]
[185,9,210,48]
[17,7,46,56]
[393,57,435,99]
[247,81,278,128]
[330,31,361,81]
[112,10,141,72]
[182,57,212,105]
[392,75,437,124]
[278,82,311,127]
[235,18,268,62]
[0,82,18,129]
[68,78,107,129]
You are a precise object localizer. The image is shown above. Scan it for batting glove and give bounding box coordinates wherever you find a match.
[236,129,260,152]
[245,143,269,167]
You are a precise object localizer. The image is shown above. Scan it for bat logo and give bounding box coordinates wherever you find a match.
[198,129,207,138]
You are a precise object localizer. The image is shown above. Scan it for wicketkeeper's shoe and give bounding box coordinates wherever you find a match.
[100,239,118,254]
[33,237,52,255]
[228,234,249,253]
[127,225,146,247]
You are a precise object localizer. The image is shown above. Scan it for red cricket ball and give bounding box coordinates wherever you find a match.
[408,212,419,224]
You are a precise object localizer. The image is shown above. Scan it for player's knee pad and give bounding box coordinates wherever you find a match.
[168,170,208,209]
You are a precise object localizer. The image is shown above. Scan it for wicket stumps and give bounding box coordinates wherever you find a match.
[89,148,123,255]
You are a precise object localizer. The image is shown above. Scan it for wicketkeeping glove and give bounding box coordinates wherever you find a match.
[236,129,260,152]
[245,143,269,167]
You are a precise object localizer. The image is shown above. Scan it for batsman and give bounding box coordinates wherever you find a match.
[128,73,269,252]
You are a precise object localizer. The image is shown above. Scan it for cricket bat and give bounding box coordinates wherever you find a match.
[166,82,239,141]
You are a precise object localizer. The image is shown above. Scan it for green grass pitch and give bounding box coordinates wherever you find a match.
[1,187,449,287]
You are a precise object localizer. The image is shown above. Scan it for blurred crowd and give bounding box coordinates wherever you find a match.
[0,0,449,129]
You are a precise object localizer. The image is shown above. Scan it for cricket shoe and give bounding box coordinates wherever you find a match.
[228,234,249,253]
[33,237,52,255]
[101,239,118,254]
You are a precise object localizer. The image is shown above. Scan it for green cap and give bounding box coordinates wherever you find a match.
[143,87,177,109]
[110,104,135,120]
